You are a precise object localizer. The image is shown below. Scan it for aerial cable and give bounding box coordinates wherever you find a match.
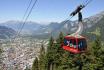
[15,0,33,35]
[10,0,33,42]
[11,0,38,43]
[17,0,38,36]
[55,0,93,36]
[82,0,93,7]
[22,0,33,21]
[60,0,93,27]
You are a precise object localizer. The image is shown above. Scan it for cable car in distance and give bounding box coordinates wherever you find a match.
[62,35,87,54]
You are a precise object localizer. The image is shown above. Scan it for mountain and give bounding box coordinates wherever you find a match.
[83,14,104,41]
[34,11,104,38]
[35,11,104,38]
[0,26,16,39]
[0,11,104,39]
[0,21,45,35]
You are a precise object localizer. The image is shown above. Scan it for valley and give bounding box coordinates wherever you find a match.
[0,37,48,70]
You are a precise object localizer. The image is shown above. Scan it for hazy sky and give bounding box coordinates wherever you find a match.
[0,0,104,24]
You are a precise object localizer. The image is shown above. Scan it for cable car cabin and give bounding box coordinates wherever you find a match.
[62,35,87,54]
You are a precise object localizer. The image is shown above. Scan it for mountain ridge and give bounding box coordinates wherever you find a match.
[0,11,104,39]
[0,26,16,39]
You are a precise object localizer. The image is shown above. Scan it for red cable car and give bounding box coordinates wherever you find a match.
[62,35,87,54]
[61,4,87,54]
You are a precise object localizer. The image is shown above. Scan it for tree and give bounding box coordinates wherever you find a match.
[46,36,55,70]
[39,44,46,70]
[24,66,31,70]
[32,57,39,70]
[82,36,104,70]
[91,36,104,70]
[52,32,66,69]
[0,47,3,70]
[56,32,64,44]
[45,32,65,70]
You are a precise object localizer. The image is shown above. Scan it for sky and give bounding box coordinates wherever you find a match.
[0,0,104,24]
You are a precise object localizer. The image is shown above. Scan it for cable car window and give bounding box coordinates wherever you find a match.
[63,38,70,46]
[73,39,77,48]
[64,38,68,46]
[69,39,73,47]
[64,38,76,48]
[78,39,87,50]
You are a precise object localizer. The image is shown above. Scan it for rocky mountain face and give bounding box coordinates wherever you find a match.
[31,11,104,39]
[83,14,104,41]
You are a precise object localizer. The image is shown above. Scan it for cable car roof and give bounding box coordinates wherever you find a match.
[65,34,85,38]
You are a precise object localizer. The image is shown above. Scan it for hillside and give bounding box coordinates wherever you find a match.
[31,11,104,39]
[83,13,104,41]
[0,26,16,39]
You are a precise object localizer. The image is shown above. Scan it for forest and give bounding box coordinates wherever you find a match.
[31,32,104,70]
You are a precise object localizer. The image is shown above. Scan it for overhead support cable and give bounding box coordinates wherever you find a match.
[60,0,93,27]
[11,0,38,43]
